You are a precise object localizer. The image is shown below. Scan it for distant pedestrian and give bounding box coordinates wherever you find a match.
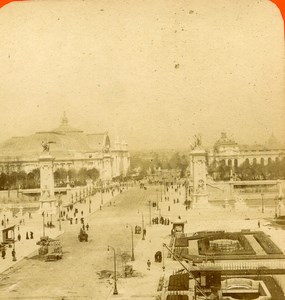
[17,233,21,242]
[147,259,151,270]
[1,220,3,227]
[75,218,78,224]
[143,228,146,238]
[70,218,73,225]
[30,231,34,239]
[86,223,89,231]
[12,249,16,261]
[2,248,6,259]
[258,220,260,228]
[26,232,29,240]
[82,224,85,231]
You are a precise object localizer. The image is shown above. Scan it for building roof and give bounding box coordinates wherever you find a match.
[0,114,110,159]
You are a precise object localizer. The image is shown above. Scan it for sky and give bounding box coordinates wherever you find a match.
[0,0,284,150]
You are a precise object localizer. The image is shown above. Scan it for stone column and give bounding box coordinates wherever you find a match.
[39,154,56,216]
[190,147,209,209]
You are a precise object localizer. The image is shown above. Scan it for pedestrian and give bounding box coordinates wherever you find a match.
[86,223,89,231]
[1,220,3,227]
[258,220,260,228]
[2,248,6,259]
[30,231,34,239]
[143,228,146,238]
[70,218,73,225]
[147,259,151,270]
[82,224,85,231]
[26,232,29,240]
[81,210,83,216]
[75,218,78,224]
[17,233,21,242]
[100,205,102,210]
[12,249,16,261]
[6,218,9,225]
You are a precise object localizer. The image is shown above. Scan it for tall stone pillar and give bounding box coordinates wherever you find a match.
[39,153,56,215]
[190,147,209,209]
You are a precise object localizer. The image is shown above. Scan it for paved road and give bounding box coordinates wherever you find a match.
[0,187,152,299]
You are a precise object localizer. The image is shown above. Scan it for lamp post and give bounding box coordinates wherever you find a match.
[100,183,103,205]
[261,193,264,213]
[107,245,118,295]
[12,230,16,261]
[126,224,135,261]
[58,194,62,232]
[42,212,45,237]
[148,200,151,227]
[141,212,145,240]
[156,188,158,210]
[278,195,283,217]
[275,196,278,218]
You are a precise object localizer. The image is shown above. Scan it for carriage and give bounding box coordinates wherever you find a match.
[135,226,141,234]
[78,228,88,242]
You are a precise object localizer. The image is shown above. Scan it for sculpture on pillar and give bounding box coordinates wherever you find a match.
[41,140,56,153]
[190,134,202,150]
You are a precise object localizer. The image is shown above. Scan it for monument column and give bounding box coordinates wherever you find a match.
[39,150,57,221]
[190,137,209,209]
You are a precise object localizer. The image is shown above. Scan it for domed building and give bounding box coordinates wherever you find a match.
[0,113,130,181]
[208,132,285,168]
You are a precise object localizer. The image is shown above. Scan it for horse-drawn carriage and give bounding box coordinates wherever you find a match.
[78,228,88,242]
[135,226,141,234]
[154,251,162,262]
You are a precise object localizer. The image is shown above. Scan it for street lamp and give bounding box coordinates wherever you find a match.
[274,196,278,218]
[261,193,264,213]
[141,212,145,240]
[156,188,158,210]
[12,230,16,261]
[58,193,62,231]
[126,224,135,261]
[42,211,46,237]
[107,245,118,295]
[148,200,152,227]
[89,196,91,213]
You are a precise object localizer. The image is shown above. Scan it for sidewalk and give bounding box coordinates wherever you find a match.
[0,187,122,275]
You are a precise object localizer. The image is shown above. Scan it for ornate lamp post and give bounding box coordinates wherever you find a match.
[107,245,118,295]
[275,196,278,218]
[126,224,135,261]
[42,212,46,237]
[261,193,264,213]
[141,212,145,240]
[148,200,151,227]
[57,193,62,231]
[156,188,159,210]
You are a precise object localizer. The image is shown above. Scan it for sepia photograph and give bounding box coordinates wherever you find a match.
[0,0,284,299]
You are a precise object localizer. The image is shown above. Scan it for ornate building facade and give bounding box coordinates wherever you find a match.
[0,114,130,181]
[208,132,285,167]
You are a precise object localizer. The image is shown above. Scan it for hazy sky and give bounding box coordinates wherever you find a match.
[0,0,284,150]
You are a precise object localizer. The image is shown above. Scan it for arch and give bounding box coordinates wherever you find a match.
[253,158,257,165]
[228,159,232,167]
[245,158,250,165]
[275,157,279,163]
[268,157,272,164]
[234,159,238,168]
[260,157,264,166]
[220,159,226,166]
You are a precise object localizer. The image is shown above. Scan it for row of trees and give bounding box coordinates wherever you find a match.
[131,150,285,181]
[208,159,285,181]
[0,167,100,190]
[130,152,189,179]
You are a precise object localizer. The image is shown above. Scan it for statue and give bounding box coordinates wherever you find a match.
[41,141,55,153]
[190,134,202,150]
